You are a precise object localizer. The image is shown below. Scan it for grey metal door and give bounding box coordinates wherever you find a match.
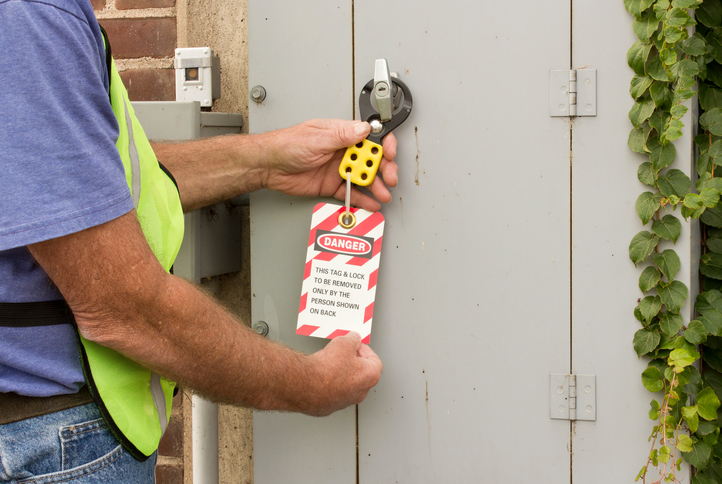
[249,1,695,482]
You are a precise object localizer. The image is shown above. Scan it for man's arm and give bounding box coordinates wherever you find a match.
[28,210,382,416]
[153,119,398,212]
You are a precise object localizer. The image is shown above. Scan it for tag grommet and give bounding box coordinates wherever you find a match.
[338,211,356,229]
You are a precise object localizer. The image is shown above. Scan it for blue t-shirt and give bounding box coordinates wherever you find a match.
[0,0,134,395]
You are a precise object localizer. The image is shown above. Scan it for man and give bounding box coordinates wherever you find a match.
[0,0,397,481]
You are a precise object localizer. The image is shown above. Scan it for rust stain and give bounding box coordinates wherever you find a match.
[414,126,420,186]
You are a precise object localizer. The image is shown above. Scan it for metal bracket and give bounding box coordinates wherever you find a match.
[549,69,597,117]
[550,374,596,421]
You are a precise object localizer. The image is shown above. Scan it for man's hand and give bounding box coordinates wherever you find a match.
[154,119,399,212]
[302,332,383,416]
[259,119,398,212]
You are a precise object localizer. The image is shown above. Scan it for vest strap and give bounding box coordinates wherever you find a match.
[0,300,74,327]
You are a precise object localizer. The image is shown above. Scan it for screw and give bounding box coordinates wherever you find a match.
[253,321,269,337]
[251,85,267,103]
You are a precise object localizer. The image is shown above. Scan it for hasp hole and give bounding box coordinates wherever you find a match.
[361,173,368,180]
[356,142,364,148]
[371,147,379,155]
[366,160,373,167]
[350,154,358,161]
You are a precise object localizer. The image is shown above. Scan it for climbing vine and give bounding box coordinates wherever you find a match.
[626,0,722,482]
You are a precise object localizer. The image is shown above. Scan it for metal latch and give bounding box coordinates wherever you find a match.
[550,374,596,421]
[549,69,597,117]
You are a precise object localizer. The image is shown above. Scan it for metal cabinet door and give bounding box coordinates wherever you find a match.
[352,2,570,482]
[249,1,695,482]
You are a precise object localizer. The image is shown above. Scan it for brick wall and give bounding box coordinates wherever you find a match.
[91,4,187,483]
[94,0,177,102]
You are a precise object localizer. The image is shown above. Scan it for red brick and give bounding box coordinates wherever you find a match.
[90,0,106,11]
[158,412,184,458]
[120,68,175,101]
[99,18,176,59]
[155,464,183,484]
[116,0,174,10]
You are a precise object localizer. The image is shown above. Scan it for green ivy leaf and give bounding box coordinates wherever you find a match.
[701,187,722,208]
[672,58,701,78]
[697,292,722,336]
[635,328,662,355]
[707,63,722,89]
[642,366,665,392]
[699,177,722,193]
[639,266,662,292]
[634,10,660,41]
[683,441,713,470]
[702,205,722,228]
[657,169,691,198]
[630,96,656,128]
[638,162,657,185]
[664,25,687,44]
[640,295,663,322]
[683,34,708,56]
[685,320,709,345]
[667,7,695,27]
[660,47,678,66]
[697,0,722,28]
[671,104,689,120]
[697,387,722,421]
[630,75,654,100]
[653,249,681,281]
[696,420,718,437]
[658,280,688,314]
[674,86,696,105]
[700,108,722,133]
[681,203,706,220]
[685,193,705,210]
[678,434,695,453]
[647,136,677,171]
[624,0,656,18]
[683,406,700,433]
[636,191,663,224]
[669,347,700,369]
[660,311,684,336]
[651,81,674,109]
[634,304,645,322]
[652,215,682,243]
[630,231,660,266]
[628,41,653,76]
[700,83,722,111]
[710,29,722,63]
[659,444,673,463]
[701,253,722,280]
[648,55,672,81]
[707,235,722,253]
[698,152,713,177]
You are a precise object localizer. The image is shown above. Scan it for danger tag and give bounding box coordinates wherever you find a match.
[296,203,384,344]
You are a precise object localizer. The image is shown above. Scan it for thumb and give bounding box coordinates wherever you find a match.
[340,121,371,147]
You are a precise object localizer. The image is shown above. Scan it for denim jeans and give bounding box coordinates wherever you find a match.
[0,403,156,483]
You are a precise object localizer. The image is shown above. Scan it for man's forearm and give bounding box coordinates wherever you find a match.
[152,134,270,212]
[29,211,380,416]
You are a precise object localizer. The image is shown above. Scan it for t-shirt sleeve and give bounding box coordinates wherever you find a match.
[0,0,134,251]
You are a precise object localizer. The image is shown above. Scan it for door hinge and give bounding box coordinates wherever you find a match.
[549,69,597,117]
[550,373,596,421]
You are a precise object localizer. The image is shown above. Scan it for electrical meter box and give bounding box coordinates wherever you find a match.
[132,101,243,282]
[174,47,221,108]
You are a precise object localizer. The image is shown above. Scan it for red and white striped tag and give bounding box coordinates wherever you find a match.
[296,203,385,344]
